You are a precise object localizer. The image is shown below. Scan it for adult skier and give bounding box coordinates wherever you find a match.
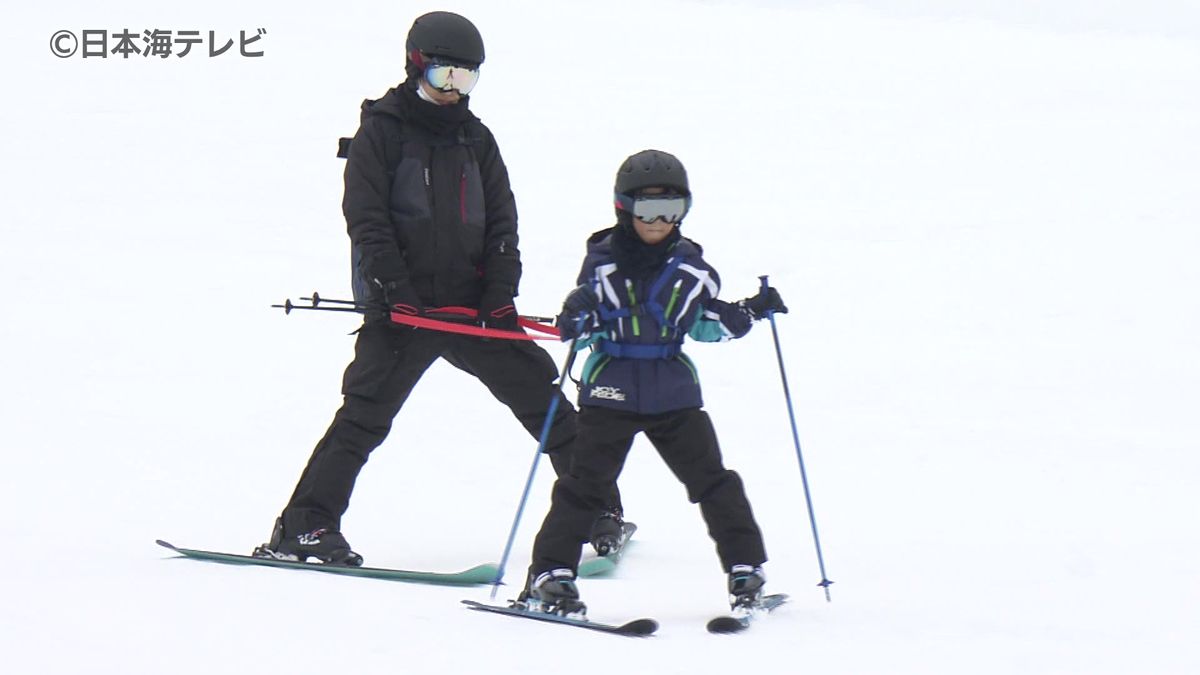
[518,149,788,617]
[255,11,623,565]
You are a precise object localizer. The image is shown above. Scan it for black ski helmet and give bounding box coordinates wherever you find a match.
[405,11,485,76]
[614,149,690,197]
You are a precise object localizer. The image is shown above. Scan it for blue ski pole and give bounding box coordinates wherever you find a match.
[489,333,581,599]
[758,275,834,601]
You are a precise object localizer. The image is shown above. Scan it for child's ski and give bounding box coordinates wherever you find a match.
[706,593,790,633]
[462,599,657,637]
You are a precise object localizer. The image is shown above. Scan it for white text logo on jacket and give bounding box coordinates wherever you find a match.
[589,386,626,402]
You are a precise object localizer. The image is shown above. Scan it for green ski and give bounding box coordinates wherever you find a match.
[156,539,499,585]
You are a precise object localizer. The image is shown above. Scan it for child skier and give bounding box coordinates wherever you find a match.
[519,149,788,618]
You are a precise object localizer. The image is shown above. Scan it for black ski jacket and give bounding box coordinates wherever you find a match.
[342,83,521,310]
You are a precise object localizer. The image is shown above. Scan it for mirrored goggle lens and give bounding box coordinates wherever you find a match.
[425,63,480,95]
[623,195,690,224]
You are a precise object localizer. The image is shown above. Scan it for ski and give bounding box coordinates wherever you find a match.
[156,540,499,585]
[462,599,657,637]
[578,522,637,577]
[706,593,790,634]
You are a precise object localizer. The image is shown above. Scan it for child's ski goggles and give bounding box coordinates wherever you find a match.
[424,59,480,95]
[615,193,692,224]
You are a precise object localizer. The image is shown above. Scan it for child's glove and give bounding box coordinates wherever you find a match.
[740,286,788,320]
[563,284,599,315]
[558,284,599,339]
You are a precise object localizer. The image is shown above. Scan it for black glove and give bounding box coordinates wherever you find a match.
[740,286,788,320]
[367,249,422,316]
[375,278,423,316]
[479,284,519,331]
[557,284,599,340]
[563,284,599,315]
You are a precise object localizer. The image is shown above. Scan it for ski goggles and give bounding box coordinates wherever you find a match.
[424,59,481,95]
[615,193,692,224]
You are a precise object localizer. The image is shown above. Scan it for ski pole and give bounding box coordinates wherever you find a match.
[301,291,361,308]
[489,326,582,599]
[270,299,363,315]
[759,275,834,601]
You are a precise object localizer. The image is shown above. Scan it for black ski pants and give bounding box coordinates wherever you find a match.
[530,405,767,576]
[282,322,617,535]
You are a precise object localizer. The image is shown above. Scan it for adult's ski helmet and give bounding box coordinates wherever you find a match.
[406,11,485,73]
[614,149,690,197]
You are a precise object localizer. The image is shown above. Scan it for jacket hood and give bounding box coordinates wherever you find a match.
[579,226,704,285]
[585,227,616,254]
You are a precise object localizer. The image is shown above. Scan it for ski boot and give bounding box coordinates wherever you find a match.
[727,564,766,611]
[252,517,364,567]
[589,510,627,556]
[517,568,587,619]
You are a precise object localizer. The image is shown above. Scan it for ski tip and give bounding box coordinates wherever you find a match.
[620,618,659,636]
[706,616,748,634]
[155,539,178,551]
[463,563,503,577]
[577,557,616,577]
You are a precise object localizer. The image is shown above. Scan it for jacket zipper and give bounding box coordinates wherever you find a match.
[425,154,437,304]
[459,167,467,222]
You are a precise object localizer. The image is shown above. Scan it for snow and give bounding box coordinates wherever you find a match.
[3,1,1199,673]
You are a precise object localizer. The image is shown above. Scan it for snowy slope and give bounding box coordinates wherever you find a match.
[3,1,1198,673]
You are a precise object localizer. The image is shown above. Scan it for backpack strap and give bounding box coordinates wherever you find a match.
[642,255,685,333]
[592,255,687,340]
[337,119,481,163]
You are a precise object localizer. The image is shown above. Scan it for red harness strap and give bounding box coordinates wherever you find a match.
[389,306,561,341]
